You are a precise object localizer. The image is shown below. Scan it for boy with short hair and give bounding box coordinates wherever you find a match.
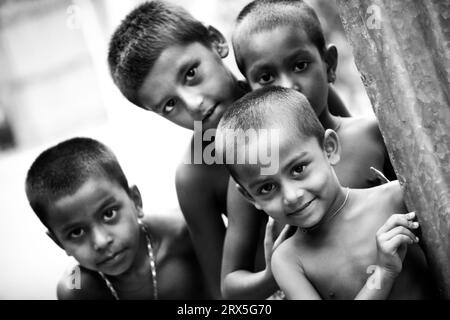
[232,0,394,187]
[221,0,397,299]
[107,0,349,299]
[25,137,206,299]
[216,87,434,299]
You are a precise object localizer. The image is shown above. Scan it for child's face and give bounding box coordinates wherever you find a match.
[237,26,330,116]
[235,127,339,228]
[47,176,143,276]
[137,42,239,130]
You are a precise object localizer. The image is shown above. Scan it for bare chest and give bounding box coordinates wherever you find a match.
[298,215,385,299]
[154,235,206,299]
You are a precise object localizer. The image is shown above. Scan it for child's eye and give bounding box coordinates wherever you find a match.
[103,208,118,222]
[292,164,306,176]
[258,183,276,195]
[163,99,176,114]
[69,228,85,239]
[258,73,274,85]
[185,67,197,81]
[294,61,308,72]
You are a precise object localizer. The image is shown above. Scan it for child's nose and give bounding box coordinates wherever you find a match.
[179,89,204,118]
[278,74,300,91]
[282,186,304,208]
[92,227,113,251]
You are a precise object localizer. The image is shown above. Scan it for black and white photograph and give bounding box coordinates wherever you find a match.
[0,0,448,304]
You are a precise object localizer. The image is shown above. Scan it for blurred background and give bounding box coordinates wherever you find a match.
[0,0,373,299]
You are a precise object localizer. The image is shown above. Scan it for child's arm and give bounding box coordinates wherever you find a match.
[355,212,419,299]
[221,183,287,299]
[328,86,351,117]
[272,212,419,300]
[176,166,225,300]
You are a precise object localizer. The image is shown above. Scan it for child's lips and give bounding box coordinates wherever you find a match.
[286,197,317,216]
[97,249,126,266]
[202,104,219,122]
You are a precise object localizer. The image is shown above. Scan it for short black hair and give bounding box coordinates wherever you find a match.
[25,137,130,230]
[216,86,324,179]
[108,0,211,107]
[233,0,326,75]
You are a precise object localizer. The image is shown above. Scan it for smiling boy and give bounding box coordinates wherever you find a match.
[108,0,352,299]
[216,87,434,299]
[221,0,398,299]
[232,0,395,188]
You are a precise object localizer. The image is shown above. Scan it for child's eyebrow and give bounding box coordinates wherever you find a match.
[95,196,117,214]
[58,196,117,234]
[248,61,272,77]
[248,48,314,77]
[176,57,197,81]
[283,48,314,64]
[149,57,197,110]
[283,152,308,172]
[59,219,84,235]
[248,177,272,190]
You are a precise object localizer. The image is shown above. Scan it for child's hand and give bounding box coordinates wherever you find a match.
[375,212,419,277]
[264,218,294,273]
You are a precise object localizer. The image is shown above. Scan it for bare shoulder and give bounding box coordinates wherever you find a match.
[359,181,406,213]
[272,234,300,266]
[175,161,205,190]
[175,162,225,227]
[175,160,221,197]
[334,116,390,187]
[175,145,229,218]
[339,116,386,162]
[142,209,189,244]
[377,180,405,211]
[56,265,111,300]
[340,116,383,142]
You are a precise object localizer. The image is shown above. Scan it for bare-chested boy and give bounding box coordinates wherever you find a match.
[217,87,434,299]
[25,137,206,299]
[221,0,397,299]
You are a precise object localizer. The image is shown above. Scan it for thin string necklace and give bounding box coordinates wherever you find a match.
[300,187,350,233]
[98,222,158,300]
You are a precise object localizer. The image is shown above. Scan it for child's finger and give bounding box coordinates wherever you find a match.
[379,225,418,244]
[273,224,294,248]
[264,217,275,247]
[385,234,415,253]
[377,212,417,234]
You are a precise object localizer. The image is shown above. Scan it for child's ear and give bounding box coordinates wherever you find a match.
[206,25,229,58]
[46,230,64,250]
[324,44,338,84]
[235,183,262,210]
[323,129,340,165]
[129,185,144,218]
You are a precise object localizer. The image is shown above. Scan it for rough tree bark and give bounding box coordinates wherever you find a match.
[335,0,450,298]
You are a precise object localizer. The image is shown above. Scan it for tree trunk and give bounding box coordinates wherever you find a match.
[335,0,450,298]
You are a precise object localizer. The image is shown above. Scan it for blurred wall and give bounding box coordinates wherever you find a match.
[0,0,107,149]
